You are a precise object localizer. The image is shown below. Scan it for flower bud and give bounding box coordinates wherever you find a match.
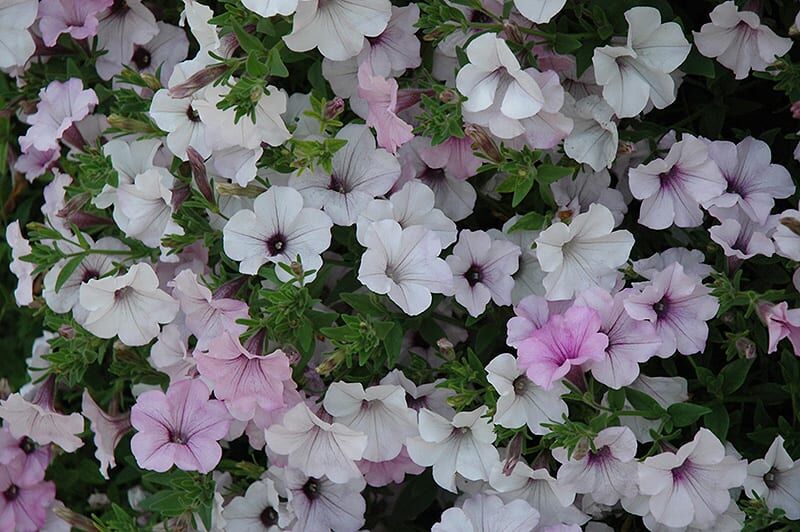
[465,124,501,163]
[324,97,345,121]
[215,181,266,198]
[736,337,757,359]
[791,102,800,119]
[437,338,455,360]
[502,432,523,475]
[58,324,76,339]
[170,183,191,211]
[780,216,800,236]
[168,64,228,99]
[186,147,214,204]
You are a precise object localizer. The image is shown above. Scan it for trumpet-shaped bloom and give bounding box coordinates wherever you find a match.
[79,263,179,346]
[38,0,113,47]
[357,64,414,155]
[278,467,366,531]
[406,407,499,492]
[708,206,778,261]
[551,169,627,227]
[433,493,540,532]
[6,221,34,307]
[115,167,179,249]
[744,435,800,520]
[513,0,565,24]
[0,0,37,70]
[130,378,231,473]
[759,301,800,356]
[358,220,452,316]
[563,95,619,171]
[223,478,293,532]
[516,305,608,389]
[0,462,56,532]
[361,5,421,77]
[95,0,158,80]
[694,1,792,80]
[629,134,726,230]
[592,7,690,118]
[535,203,634,301]
[0,428,50,486]
[81,390,131,480]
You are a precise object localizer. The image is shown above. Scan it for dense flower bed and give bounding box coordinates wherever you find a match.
[1,0,800,530]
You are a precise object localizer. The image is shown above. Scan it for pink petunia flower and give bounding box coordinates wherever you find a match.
[0,427,50,486]
[81,390,131,480]
[358,447,425,487]
[14,147,60,183]
[38,0,114,47]
[19,79,98,153]
[0,461,56,532]
[758,301,800,356]
[418,135,481,181]
[195,331,294,421]
[130,378,231,473]
[357,63,414,155]
[516,305,608,389]
[624,263,719,358]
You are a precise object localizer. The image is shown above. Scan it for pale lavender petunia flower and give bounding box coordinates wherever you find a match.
[0,427,51,486]
[6,221,34,307]
[222,478,293,532]
[516,304,608,390]
[629,134,726,230]
[406,406,499,492]
[38,0,113,47]
[196,332,293,422]
[81,390,131,480]
[447,229,521,317]
[704,137,794,223]
[575,287,661,389]
[289,124,400,226]
[358,219,452,316]
[709,206,778,264]
[379,369,455,418]
[514,0,565,24]
[506,294,571,349]
[432,493,540,532]
[638,428,747,529]
[694,1,792,80]
[418,135,482,181]
[125,22,190,87]
[553,426,638,505]
[551,169,627,227]
[758,301,800,356]
[357,447,424,487]
[744,435,800,520]
[130,378,231,473]
[95,0,159,80]
[14,147,60,182]
[632,247,713,281]
[625,263,719,358]
[362,5,421,77]
[19,79,98,153]
[563,94,619,172]
[265,402,367,484]
[0,0,37,70]
[0,461,56,532]
[357,63,414,155]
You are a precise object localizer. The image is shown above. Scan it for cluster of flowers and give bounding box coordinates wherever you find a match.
[2,0,800,530]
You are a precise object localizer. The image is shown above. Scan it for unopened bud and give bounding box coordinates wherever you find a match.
[140,72,162,91]
[57,192,90,219]
[571,438,590,461]
[503,22,523,45]
[215,181,267,198]
[324,97,345,120]
[168,64,228,99]
[170,183,191,210]
[780,216,800,236]
[107,114,157,134]
[53,504,100,532]
[439,89,456,104]
[736,337,757,359]
[791,102,800,120]
[0,379,10,401]
[65,211,114,229]
[244,329,266,356]
[437,338,455,360]
[186,147,214,204]
[250,85,263,103]
[58,325,76,339]
[502,432,524,475]
[212,276,247,300]
[465,124,501,163]
[617,140,635,156]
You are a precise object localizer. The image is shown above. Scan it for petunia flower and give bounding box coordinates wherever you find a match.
[485,353,568,434]
[79,262,180,346]
[6,221,34,307]
[81,390,132,479]
[130,378,231,473]
[223,478,294,532]
[115,167,180,249]
[456,33,545,139]
[0,427,50,486]
[0,461,56,532]
[432,493,540,532]
[616,375,689,443]
[704,137,794,223]
[447,229,521,317]
[535,203,634,301]
[380,369,455,418]
[38,0,113,47]
[406,406,499,492]
[517,304,608,389]
[0,376,84,453]
[553,426,638,505]
[169,270,249,350]
[637,428,747,529]
[632,247,713,281]
[242,0,298,17]
[629,134,726,230]
[418,135,481,181]
[222,185,333,281]
[149,323,197,383]
[0,0,37,70]
[488,216,547,305]
[513,0,565,24]
[574,287,661,389]
[283,0,391,61]
[624,263,719,358]
[195,332,293,421]
[506,294,571,349]
[95,0,159,80]
[357,63,414,154]
[14,147,60,182]
[563,95,619,171]
[358,219,453,316]
[758,301,800,356]
[592,6,690,118]
[125,22,190,87]
[289,124,400,226]
[551,169,627,227]
[323,382,418,462]
[361,5,421,77]
[694,1,792,80]
[744,435,800,520]
[265,402,367,484]
[19,79,99,153]
[709,206,778,264]
[357,447,424,487]
[275,466,366,531]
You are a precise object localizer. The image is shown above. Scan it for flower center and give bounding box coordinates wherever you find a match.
[671,460,695,483]
[3,485,19,502]
[658,166,681,189]
[406,393,426,410]
[302,478,321,500]
[422,167,446,182]
[328,174,348,194]
[265,233,287,256]
[260,506,279,527]
[169,431,188,444]
[653,298,670,318]
[586,445,611,465]
[186,105,201,123]
[512,375,528,395]
[764,470,778,489]
[465,264,483,287]
[111,0,129,14]
[132,47,152,70]
[114,286,133,301]
[19,437,36,455]
[82,268,100,283]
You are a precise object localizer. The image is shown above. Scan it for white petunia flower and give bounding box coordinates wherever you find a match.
[284,0,391,60]
[223,478,293,532]
[222,186,333,281]
[242,0,298,17]
[535,203,634,301]
[96,138,161,210]
[115,167,180,249]
[79,263,179,346]
[289,124,400,226]
[485,353,568,434]
[323,382,418,462]
[0,0,37,70]
[744,435,800,520]
[432,493,540,532]
[488,217,546,305]
[592,6,690,118]
[513,0,565,24]
[96,0,159,80]
[357,219,453,316]
[406,406,499,492]
[563,95,619,171]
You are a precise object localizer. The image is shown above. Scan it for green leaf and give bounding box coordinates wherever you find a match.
[625,387,665,419]
[232,22,266,54]
[554,33,582,54]
[508,212,547,233]
[512,173,535,208]
[246,52,269,77]
[266,47,289,78]
[668,403,712,427]
[704,403,730,440]
[681,49,716,78]
[536,164,573,184]
[55,255,85,292]
[721,358,752,394]
[607,388,626,411]
[383,324,403,367]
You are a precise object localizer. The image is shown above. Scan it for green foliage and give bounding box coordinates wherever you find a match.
[414,87,466,144]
